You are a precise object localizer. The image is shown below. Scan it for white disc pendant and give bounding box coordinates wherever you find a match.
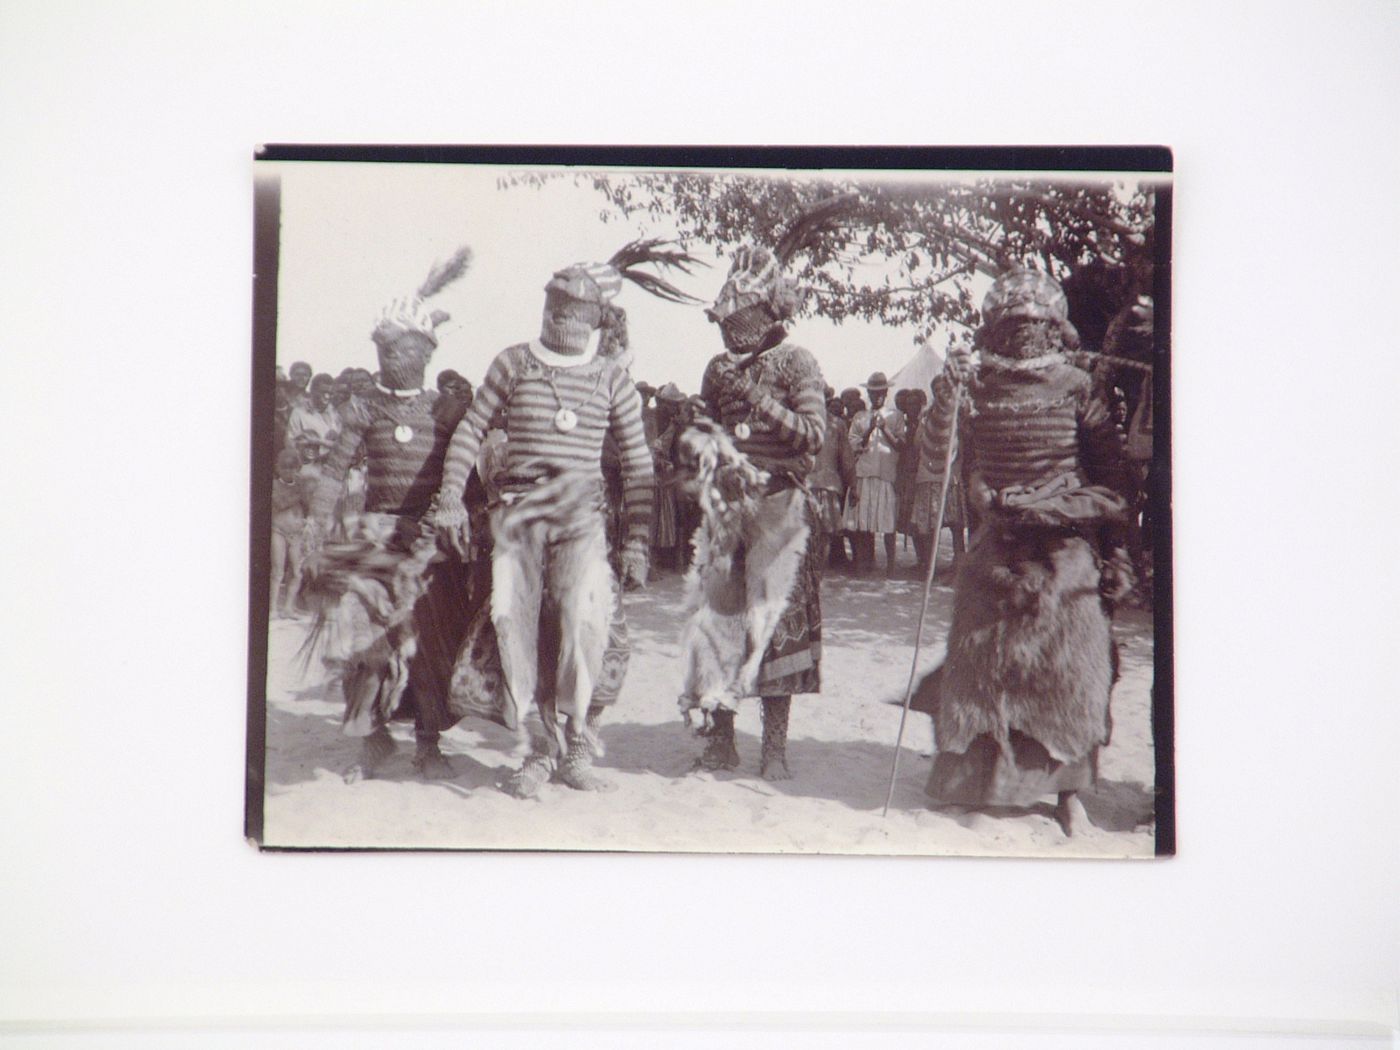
[393,424,414,444]
[554,408,579,432]
[734,422,752,440]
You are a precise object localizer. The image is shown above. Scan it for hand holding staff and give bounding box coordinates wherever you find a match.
[882,367,966,818]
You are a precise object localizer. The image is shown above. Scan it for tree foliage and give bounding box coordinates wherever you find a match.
[499,169,1157,349]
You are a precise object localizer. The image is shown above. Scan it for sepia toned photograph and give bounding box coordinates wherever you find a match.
[247,146,1172,858]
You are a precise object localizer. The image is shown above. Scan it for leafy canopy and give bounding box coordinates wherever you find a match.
[500,170,1157,349]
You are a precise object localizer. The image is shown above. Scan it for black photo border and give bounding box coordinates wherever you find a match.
[246,144,1174,856]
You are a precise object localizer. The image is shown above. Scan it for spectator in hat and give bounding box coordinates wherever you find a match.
[845,370,907,576]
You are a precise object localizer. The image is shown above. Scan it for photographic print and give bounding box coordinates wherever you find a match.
[247,146,1172,858]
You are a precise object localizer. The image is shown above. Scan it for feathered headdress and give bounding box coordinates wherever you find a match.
[545,238,705,306]
[707,193,859,324]
[372,245,473,348]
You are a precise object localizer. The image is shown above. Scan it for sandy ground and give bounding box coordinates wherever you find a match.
[260,543,1159,859]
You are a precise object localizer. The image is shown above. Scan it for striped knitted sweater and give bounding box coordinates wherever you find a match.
[438,342,654,545]
[312,389,465,521]
[921,357,1131,509]
[699,342,827,481]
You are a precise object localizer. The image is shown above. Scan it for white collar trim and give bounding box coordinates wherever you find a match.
[375,382,425,398]
[530,334,599,369]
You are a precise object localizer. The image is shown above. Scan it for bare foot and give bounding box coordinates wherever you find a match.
[759,749,792,781]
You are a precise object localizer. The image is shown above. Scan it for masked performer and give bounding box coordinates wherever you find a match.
[303,247,479,782]
[431,242,698,797]
[911,269,1136,835]
[677,198,849,780]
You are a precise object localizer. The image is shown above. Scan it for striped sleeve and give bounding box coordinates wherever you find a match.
[311,398,368,521]
[608,367,654,545]
[437,349,515,504]
[750,347,825,455]
[918,375,959,469]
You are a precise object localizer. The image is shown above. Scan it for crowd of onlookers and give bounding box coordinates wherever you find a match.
[268,357,1152,618]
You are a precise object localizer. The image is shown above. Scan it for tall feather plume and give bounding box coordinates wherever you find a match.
[416,245,474,300]
[607,238,707,304]
[774,193,860,266]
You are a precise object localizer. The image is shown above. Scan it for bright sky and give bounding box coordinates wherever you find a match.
[267,163,1149,395]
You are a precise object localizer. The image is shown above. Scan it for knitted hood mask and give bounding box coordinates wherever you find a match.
[539,241,703,356]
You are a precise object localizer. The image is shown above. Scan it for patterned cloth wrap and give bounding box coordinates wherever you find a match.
[976,267,1078,347]
[371,294,446,348]
[705,245,802,324]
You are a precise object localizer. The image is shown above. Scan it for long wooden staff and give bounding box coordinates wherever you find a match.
[882,379,964,818]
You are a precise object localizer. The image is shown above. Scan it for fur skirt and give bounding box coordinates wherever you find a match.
[312,514,483,740]
[916,525,1115,807]
[446,469,634,733]
[678,488,822,714]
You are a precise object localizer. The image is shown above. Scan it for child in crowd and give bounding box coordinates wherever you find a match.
[270,447,314,617]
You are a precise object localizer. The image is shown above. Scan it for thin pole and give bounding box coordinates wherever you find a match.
[882,380,963,818]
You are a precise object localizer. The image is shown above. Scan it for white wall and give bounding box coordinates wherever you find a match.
[1,1,1396,1044]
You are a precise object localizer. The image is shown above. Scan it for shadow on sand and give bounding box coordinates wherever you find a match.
[261,702,505,794]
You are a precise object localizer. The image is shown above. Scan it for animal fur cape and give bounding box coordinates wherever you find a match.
[675,422,810,716]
